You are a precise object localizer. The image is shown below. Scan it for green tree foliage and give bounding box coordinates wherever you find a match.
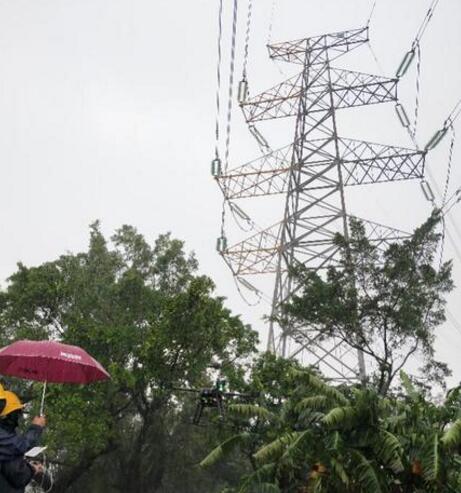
[203,365,461,492]
[0,223,258,492]
[282,212,453,394]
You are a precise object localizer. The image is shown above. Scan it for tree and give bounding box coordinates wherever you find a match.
[202,363,461,492]
[0,223,258,492]
[282,212,453,394]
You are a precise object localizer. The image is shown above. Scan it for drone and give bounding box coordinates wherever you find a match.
[175,378,257,425]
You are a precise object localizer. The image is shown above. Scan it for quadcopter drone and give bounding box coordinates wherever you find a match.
[176,378,257,425]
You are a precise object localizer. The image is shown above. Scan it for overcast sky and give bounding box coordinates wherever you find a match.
[0,0,460,382]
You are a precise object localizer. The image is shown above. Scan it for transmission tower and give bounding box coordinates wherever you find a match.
[215,27,426,381]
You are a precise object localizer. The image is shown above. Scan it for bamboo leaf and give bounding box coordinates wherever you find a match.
[330,457,350,487]
[200,433,251,468]
[441,419,461,449]
[322,406,357,429]
[350,450,383,493]
[296,395,329,412]
[373,430,404,473]
[291,369,349,406]
[400,371,420,401]
[422,433,441,482]
[228,404,274,422]
[239,464,278,493]
[254,432,301,464]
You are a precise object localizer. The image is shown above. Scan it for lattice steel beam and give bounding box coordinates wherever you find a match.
[215,25,420,381]
[241,69,397,123]
[217,139,425,199]
[268,27,369,65]
[222,214,408,276]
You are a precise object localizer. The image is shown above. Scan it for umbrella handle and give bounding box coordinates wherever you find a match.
[40,381,47,416]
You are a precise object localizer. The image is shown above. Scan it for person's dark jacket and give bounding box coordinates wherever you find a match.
[0,457,34,493]
[0,423,42,461]
[0,415,43,492]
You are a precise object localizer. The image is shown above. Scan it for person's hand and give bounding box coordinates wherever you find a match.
[31,462,45,476]
[32,415,46,427]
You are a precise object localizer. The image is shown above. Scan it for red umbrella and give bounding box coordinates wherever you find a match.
[0,340,110,413]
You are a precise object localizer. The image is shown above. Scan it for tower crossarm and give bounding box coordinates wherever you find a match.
[268,27,369,65]
[217,142,295,199]
[217,138,424,199]
[222,210,409,278]
[339,138,426,186]
[242,69,397,123]
[359,217,410,248]
[222,221,283,276]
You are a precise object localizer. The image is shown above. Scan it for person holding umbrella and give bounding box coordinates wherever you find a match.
[0,390,47,492]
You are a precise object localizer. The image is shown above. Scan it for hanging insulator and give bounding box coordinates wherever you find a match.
[238,277,260,293]
[425,127,448,151]
[238,78,249,104]
[396,49,416,78]
[211,157,222,176]
[230,202,251,222]
[395,103,411,128]
[249,125,270,148]
[420,180,435,202]
[216,236,228,252]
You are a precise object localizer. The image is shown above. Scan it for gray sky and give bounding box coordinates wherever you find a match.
[0,0,460,382]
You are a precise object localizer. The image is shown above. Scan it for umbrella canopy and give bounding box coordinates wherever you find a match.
[0,340,110,384]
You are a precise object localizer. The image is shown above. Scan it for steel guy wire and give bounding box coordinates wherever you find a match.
[396,0,441,79]
[438,213,446,270]
[242,0,253,80]
[413,0,441,48]
[267,0,277,45]
[412,43,422,141]
[220,199,227,238]
[366,0,378,28]
[424,169,461,266]
[443,188,461,216]
[445,97,461,127]
[442,125,456,206]
[367,41,385,76]
[214,0,224,161]
[224,0,239,174]
[447,309,461,338]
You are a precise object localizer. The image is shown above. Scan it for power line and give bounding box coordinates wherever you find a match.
[267,0,277,45]
[213,0,224,162]
[396,0,441,78]
[366,0,378,28]
[223,0,239,174]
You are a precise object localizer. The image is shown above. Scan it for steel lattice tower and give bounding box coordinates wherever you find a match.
[215,27,426,381]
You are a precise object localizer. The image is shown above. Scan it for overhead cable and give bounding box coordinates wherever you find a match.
[412,44,422,140]
[267,0,277,45]
[242,0,253,80]
[223,0,239,174]
[366,0,378,28]
[213,0,224,162]
[413,0,441,47]
[442,126,456,205]
[238,0,253,103]
[396,0,441,78]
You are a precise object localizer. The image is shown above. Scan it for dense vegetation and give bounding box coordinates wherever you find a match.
[0,213,459,492]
